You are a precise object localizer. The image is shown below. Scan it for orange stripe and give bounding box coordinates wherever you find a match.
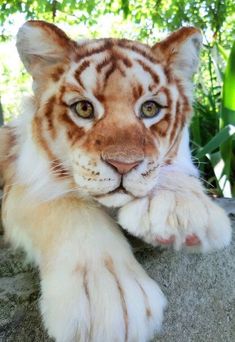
[32,117,69,179]
[96,57,113,72]
[105,257,128,341]
[60,111,85,146]
[32,117,54,161]
[75,40,114,62]
[50,66,65,82]
[50,159,70,179]
[152,113,171,137]
[43,96,56,139]
[136,59,159,84]
[158,86,173,110]
[104,62,116,84]
[75,60,90,88]
[132,83,143,101]
[170,101,181,144]
[118,40,157,64]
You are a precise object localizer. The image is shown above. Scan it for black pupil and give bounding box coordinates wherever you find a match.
[147,104,154,111]
[82,103,89,111]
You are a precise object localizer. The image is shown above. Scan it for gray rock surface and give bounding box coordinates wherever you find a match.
[0,199,234,342]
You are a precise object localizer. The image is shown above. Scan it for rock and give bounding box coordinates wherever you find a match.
[0,199,234,341]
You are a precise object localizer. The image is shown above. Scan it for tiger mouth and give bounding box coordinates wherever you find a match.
[94,184,131,198]
[108,184,128,195]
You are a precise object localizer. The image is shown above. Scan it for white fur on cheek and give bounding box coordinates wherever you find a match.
[16,135,69,201]
[173,126,199,176]
[15,98,71,202]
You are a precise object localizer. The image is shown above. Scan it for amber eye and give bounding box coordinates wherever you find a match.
[73,100,94,119]
[141,101,161,118]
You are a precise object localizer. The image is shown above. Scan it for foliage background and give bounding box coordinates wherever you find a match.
[0,0,234,196]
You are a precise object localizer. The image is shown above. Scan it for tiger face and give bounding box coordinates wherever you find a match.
[15,21,202,207]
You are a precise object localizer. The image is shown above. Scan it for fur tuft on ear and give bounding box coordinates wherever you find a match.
[16,20,75,76]
[152,27,202,80]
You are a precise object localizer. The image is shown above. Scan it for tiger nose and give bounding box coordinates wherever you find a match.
[106,159,141,174]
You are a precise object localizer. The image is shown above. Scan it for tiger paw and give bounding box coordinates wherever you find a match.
[40,254,166,342]
[118,189,232,252]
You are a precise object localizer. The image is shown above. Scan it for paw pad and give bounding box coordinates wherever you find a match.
[156,236,175,245]
[185,234,201,246]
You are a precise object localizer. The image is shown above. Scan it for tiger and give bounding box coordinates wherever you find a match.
[0,20,231,342]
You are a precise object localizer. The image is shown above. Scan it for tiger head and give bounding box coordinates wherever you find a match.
[14,21,202,207]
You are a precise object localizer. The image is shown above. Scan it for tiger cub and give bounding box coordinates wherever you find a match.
[0,21,231,342]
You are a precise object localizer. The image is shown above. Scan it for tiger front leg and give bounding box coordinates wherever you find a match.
[4,189,166,342]
[118,171,232,252]
[40,206,166,342]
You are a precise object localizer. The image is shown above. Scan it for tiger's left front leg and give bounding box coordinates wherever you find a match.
[3,186,166,342]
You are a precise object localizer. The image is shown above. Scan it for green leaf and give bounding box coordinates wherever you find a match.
[216,43,229,62]
[207,151,232,197]
[121,0,129,18]
[220,107,235,127]
[219,39,235,196]
[222,40,235,112]
[190,113,201,146]
[196,125,235,159]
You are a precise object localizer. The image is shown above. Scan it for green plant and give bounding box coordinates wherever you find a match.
[192,41,235,197]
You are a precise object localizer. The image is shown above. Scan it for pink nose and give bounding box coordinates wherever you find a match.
[106,160,141,174]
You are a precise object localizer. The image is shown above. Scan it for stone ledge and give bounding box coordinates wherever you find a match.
[0,199,234,341]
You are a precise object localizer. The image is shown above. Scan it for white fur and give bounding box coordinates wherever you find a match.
[4,216,41,264]
[16,135,69,201]
[171,126,199,176]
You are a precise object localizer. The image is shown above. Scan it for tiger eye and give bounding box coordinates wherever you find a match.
[141,101,161,118]
[73,100,94,119]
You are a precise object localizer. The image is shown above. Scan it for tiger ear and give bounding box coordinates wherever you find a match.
[152,27,202,80]
[16,20,76,76]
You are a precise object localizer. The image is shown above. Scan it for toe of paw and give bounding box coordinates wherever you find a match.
[155,235,175,246]
[184,234,201,246]
[205,206,232,250]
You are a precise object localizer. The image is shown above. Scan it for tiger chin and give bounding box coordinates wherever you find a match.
[0,21,231,342]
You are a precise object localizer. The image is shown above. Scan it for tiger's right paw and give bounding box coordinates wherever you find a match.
[40,254,166,342]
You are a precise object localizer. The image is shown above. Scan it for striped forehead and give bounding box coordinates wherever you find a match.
[65,39,167,95]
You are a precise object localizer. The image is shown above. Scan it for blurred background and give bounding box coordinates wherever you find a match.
[0,0,234,197]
